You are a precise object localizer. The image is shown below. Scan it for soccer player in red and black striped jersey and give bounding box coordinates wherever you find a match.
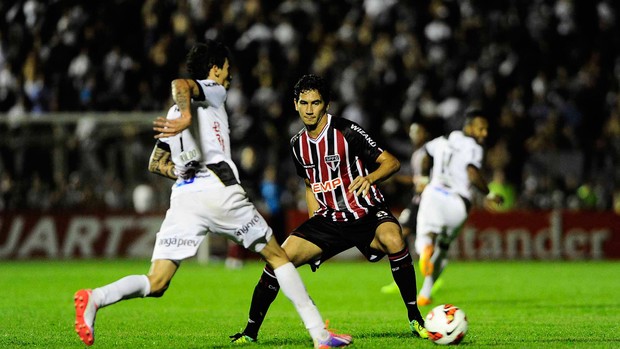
[230,74,429,343]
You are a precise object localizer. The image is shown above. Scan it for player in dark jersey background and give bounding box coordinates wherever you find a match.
[230,74,429,343]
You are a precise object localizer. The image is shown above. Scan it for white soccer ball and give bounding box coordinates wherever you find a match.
[424,304,468,345]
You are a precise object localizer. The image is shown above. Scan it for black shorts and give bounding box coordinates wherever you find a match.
[291,205,399,271]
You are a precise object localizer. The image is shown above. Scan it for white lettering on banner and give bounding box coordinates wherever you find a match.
[126,217,160,258]
[63,217,100,258]
[450,217,611,260]
[564,229,588,259]
[589,229,609,260]
[0,212,614,260]
[0,215,162,259]
[0,217,23,257]
[104,217,135,258]
[505,229,532,259]
[477,229,502,259]
[17,217,59,258]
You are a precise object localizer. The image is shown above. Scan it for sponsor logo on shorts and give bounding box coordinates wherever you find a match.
[158,237,200,248]
[376,210,388,218]
[236,214,261,236]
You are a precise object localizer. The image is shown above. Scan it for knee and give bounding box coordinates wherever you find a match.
[378,230,406,252]
[147,276,171,298]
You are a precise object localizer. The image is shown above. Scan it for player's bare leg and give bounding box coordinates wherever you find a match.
[419,242,449,304]
[259,238,351,348]
[74,260,177,345]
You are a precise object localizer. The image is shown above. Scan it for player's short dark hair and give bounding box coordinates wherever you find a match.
[293,74,331,105]
[464,108,488,126]
[186,40,231,80]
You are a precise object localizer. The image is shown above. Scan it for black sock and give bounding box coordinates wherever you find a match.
[243,265,280,339]
[389,248,424,324]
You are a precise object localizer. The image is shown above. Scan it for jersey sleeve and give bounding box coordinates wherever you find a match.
[338,119,384,163]
[157,105,181,146]
[466,142,484,169]
[290,135,307,178]
[423,136,442,158]
[194,79,226,108]
[160,105,202,168]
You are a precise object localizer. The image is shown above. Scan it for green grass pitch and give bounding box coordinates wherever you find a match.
[0,259,618,348]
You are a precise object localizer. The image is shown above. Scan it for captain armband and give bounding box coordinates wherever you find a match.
[148,141,177,180]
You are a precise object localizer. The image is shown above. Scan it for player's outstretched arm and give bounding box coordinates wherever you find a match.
[153,79,200,139]
[348,150,400,196]
[148,142,177,180]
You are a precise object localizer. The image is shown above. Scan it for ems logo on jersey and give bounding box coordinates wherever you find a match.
[324,154,340,171]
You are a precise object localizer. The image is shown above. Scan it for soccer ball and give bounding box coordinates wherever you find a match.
[424,304,468,345]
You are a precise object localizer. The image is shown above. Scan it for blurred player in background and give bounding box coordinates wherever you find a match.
[229,74,429,344]
[74,41,351,349]
[380,121,432,294]
[415,109,503,306]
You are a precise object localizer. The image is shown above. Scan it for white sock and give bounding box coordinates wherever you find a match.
[92,275,150,308]
[273,263,328,341]
[420,275,434,298]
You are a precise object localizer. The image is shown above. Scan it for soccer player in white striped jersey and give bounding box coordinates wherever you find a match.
[381,121,432,294]
[415,110,503,306]
[73,41,351,349]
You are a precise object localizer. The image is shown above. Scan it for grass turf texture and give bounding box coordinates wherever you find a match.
[0,260,618,348]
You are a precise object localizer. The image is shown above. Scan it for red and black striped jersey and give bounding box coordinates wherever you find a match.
[290,114,387,222]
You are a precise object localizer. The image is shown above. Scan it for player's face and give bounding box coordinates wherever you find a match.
[215,59,231,90]
[468,117,489,144]
[409,123,428,146]
[295,89,328,131]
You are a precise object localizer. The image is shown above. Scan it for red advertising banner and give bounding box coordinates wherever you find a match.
[0,212,162,259]
[453,210,620,260]
[1,210,619,260]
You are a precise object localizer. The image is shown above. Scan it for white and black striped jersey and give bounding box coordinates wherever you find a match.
[160,78,240,196]
[424,130,483,200]
[290,114,387,222]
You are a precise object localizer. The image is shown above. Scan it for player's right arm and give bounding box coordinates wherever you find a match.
[304,179,320,218]
[153,79,200,138]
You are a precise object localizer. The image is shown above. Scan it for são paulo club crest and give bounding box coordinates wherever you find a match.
[324,154,340,171]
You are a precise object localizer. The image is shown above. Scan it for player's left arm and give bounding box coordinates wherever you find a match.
[153,79,200,138]
[467,164,503,206]
[148,141,178,180]
[413,152,431,194]
[349,150,400,196]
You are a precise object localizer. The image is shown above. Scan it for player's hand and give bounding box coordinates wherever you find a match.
[349,176,371,197]
[153,113,191,139]
[413,175,429,194]
[484,192,504,211]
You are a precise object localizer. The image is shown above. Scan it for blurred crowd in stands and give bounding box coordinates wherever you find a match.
[1,0,620,214]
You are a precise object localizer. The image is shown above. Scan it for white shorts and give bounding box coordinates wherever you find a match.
[415,185,468,254]
[151,184,273,261]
